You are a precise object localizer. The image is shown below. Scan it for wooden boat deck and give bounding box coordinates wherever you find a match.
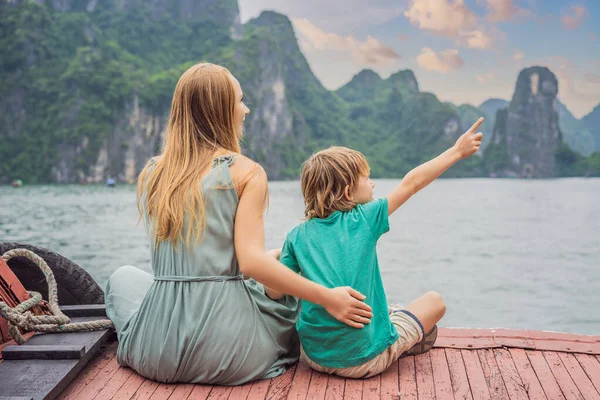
[55,328,600,400]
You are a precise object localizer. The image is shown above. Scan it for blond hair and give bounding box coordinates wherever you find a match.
[137,62,240,246]
[301,146,370,219]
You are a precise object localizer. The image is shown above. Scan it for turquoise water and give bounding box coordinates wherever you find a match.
[1,179,599,334]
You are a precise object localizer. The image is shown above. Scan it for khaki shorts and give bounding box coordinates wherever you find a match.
[300,306,425,379]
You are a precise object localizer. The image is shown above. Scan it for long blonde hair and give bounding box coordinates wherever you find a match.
[301,146,370,219]
[137,63,241,245]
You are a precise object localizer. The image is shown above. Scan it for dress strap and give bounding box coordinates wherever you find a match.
[212,154,236,168]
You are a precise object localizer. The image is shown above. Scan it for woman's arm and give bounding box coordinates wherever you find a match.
[264,249,285,300]
[234,165,373,328]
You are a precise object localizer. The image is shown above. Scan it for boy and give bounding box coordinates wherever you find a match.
[266,118,484,377]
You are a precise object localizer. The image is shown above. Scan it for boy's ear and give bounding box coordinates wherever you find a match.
[344,185,352,201]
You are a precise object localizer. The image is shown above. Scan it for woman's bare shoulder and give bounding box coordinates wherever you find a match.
[230,155,267,195]
[231,155,265,177]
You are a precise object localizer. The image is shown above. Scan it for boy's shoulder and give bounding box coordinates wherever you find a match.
[284,217,332,245]
[285,220,309,242]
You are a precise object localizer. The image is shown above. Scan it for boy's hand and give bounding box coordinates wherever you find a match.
[454,117,484,159]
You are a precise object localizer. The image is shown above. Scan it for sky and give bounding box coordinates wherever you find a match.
[238,0,600,118]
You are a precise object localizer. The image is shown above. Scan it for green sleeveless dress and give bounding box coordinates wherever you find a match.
[105,155,300,385]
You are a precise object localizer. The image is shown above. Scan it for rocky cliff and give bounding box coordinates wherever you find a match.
[484,67,562,178]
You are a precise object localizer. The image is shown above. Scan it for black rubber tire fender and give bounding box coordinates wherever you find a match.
[0,242,104,305]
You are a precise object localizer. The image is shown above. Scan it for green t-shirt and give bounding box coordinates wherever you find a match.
[280,198,398,368]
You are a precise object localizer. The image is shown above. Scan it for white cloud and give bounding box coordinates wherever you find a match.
[476,73,496,83]
[584,73,600,85]
[404,0,477,36]
[561,5,587,30]
[416,48,464,73]
[404,0,503,50]
[485,0,530,22]
[461,30,495,49]
[513,50,525,61]
[293,19,400,66]
[239,0,403,31]
[544,58,600,118]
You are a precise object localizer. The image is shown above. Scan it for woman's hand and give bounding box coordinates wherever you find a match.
[322,287,373,329]
[454,117,484,159]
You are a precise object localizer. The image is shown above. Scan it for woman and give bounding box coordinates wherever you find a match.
[105,63,373,385]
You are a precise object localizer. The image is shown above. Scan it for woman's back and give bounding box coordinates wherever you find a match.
[147,155,239,279]
[105,155,300,385]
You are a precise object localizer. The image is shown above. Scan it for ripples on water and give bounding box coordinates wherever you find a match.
[1,179,599,334]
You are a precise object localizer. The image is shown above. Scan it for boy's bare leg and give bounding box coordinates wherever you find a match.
[403,291,446,334]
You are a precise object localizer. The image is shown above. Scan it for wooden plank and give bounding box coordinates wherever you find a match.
[542,351,584,399]
[166,383,195,400]
[438,328,496,338]
[227,382,252,400]
[435,336,498,350]
[0,328,112,400]
[0,333,35,361]
[325,375,346,400]
[558,352,600,400]
[380,359,399,400]
[90,366,133,400]
[429,348,453,400]
[149,383,179,400]
[462,350,491,400]
[492,349,528,400]
[265,363,297,400]
[0,317,113,398]
[362,374,380,400]
[574,354,600,393]
[287,361,313,400]
[206,386,233,400]
[57,342,116,399]
[527,331,593,341]
[74,354,122,399]
[0,359,76,399]
[398,356,417,400]
[524,350,565,400]
[247,379,271,400]
[2,344,85,360]
[507,349,547,399]
[186,384,213,400]
[533,340,600,355]
[111,372,146,400]
[306,372,329,400]
[445,349,473,400]
[131,379,160,400]
[414,353,435,400]
[342,379,363,400]
[0,319,11,344]
[60,304,107,318]
[0,258,31,307]
[477,349,509,400]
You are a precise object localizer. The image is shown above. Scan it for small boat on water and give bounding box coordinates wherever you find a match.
[106,177,116,188]
[1,242,599,400]
[11,179,23,188]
